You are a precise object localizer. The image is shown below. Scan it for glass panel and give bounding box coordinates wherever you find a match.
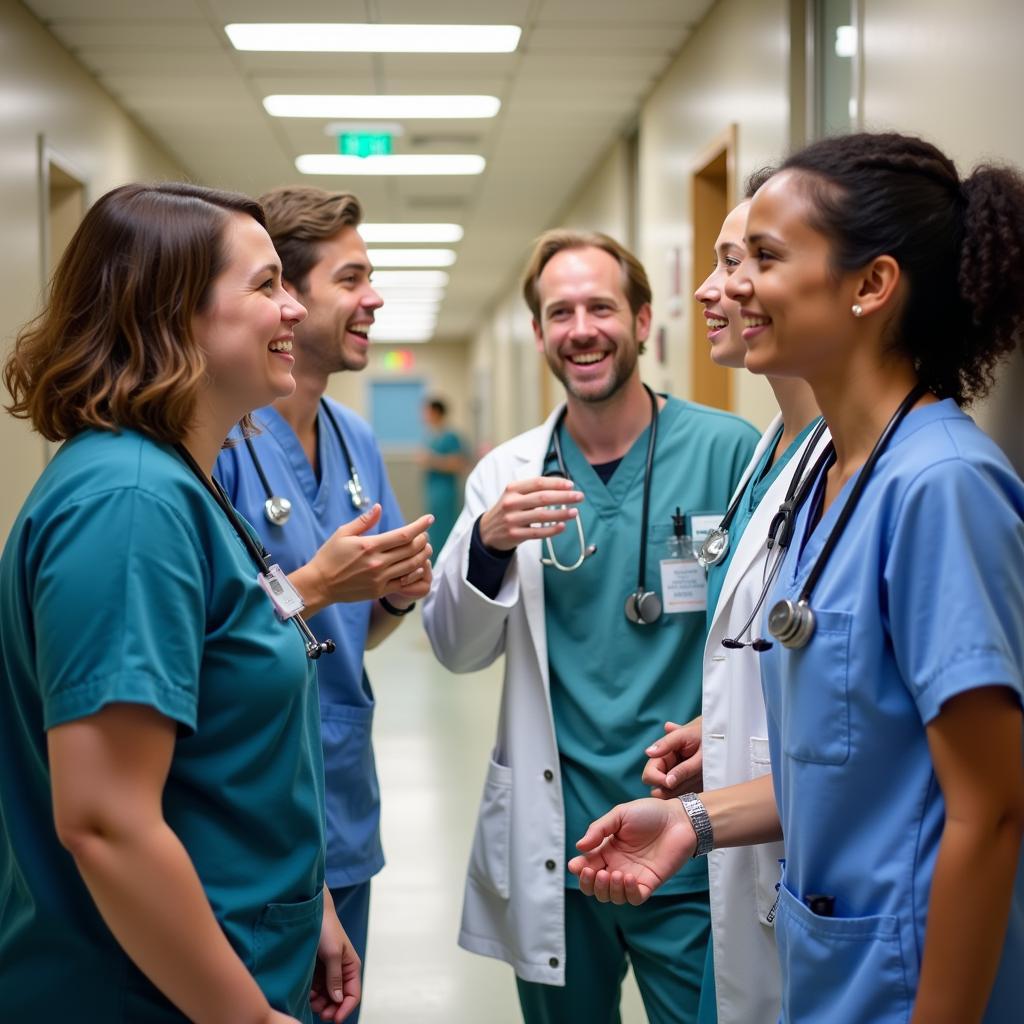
[817,0,856,137]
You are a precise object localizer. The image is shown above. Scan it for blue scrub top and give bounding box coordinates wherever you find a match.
[0,429,324,1022]
[217,400,402,889]
[761,400,1024,1023]
[544,397,760,894]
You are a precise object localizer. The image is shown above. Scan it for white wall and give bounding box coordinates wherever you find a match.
[859,0,1024,472]
[0,0,187,540]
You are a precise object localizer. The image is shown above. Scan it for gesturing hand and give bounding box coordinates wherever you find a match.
[642,718,703,798]
[478,476,583,552]
[567,798,696,906]
[309,897,361,1022]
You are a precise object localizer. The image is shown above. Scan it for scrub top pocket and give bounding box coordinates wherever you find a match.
[320,700,381,880]
[252,887,323,1021]
[775,881,910,1023]
[781,609,852,765]
[468,754,513,899]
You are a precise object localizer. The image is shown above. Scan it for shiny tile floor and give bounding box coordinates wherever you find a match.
[360,612,648,1023]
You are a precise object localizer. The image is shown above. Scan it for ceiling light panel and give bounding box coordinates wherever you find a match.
[367,249,456,268]
[266,95,500,119]
[359,223,463,243]
[227,23,522,53]
[370,270,450,288]
[296,154,485,176]
[373,288,447,304]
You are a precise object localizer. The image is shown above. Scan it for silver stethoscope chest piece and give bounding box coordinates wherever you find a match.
[698,526,730,568]
[766,597,816,649]
[625,589,662,625]
[264,494,292,526]
[345,472,371,511]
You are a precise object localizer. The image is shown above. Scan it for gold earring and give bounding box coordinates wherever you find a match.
[852,303,864,317]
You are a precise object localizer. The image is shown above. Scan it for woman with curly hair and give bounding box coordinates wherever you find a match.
[569,132,1024,1023]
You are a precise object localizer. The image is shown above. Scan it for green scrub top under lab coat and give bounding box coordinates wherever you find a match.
[0,429,325,1023]
[544,397,759,894]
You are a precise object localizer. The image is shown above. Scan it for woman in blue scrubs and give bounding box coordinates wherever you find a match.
[568,132,1024,1023]
[0,184,359,1022]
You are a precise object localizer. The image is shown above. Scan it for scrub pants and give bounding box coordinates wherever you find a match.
[330,881,371,1024]
[695,941,717,1024]
[516,888,710,1024]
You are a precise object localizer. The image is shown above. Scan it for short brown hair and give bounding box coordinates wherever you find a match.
[259,186,363,292]
[522,229,653,321]
[3,182,265,444]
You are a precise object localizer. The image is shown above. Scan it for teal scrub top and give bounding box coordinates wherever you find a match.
[425,428,465,550]
[761,401,1024,1022]
[705,418,821,625]
[543,397,759,893]
[0,429,325,1023]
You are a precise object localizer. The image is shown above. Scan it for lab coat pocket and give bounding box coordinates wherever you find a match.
[253,888,323,1018]
[775,881,910,1022]
[468,754,513,899]
[782,609,851,765]
[749,737,782,925]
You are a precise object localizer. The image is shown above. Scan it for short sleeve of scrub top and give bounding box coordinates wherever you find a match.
[31,488,205,731]
[884,457,1024,722]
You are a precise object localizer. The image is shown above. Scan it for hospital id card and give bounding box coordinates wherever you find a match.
[659,558,707,614]
[257,564,305,621]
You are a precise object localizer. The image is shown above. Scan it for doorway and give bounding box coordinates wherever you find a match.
[690,126,737,411]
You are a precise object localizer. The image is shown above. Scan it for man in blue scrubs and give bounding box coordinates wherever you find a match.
[216,186,434,1021]
[424,230,759,1023]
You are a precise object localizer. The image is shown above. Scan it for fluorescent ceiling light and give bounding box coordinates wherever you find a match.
[267,95,500,119]
[373,313,439,327]
[227,23,521,54]
[368,249,456,268]
[296,154,485,176]
[374,288,446,305]
[360,223,463,243]
[368,271,449,288]
[373,303,442,316]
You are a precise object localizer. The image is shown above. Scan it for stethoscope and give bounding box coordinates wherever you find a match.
[697,449,761,569]
[722,383,927,653]
[719,418,829,652]
[541,385,663,626]
[245,401,371,526]
[174,443,336,660]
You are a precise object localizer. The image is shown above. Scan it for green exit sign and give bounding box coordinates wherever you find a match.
[338,132,393,157]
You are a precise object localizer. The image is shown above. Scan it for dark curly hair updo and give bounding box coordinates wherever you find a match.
[779,132,1024,405]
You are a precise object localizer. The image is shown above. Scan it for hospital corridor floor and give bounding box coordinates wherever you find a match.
[361,612,648,1023]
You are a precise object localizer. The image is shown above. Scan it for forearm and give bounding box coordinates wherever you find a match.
[701,774,783,848]
[911,816,1023,1023]
[289,561,329,618]
[67,820,272,1024]
[366,597,408,649]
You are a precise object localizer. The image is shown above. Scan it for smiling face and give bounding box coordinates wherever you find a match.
[291,225,383,373]
[694,201,750,368]
[532,245,651,403]
[725,170,864,380]
[191,212,306,423]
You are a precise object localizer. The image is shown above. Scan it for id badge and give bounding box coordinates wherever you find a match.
[688,513,723,549]
[659,557,707,614]
[257,563,305,620]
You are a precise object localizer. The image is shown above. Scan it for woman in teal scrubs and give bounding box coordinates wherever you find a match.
[0,184,359,1022]
[568,132,1024,1022]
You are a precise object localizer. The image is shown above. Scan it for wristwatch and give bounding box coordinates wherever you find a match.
[678,793,714,858]
[379,595,416,617]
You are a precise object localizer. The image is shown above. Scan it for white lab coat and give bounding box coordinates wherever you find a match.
[701,414,830,1024]
[423,407,569,985]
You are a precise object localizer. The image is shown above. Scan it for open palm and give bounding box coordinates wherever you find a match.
[567,798,696,905]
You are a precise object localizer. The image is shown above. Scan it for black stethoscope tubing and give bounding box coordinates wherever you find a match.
[174,443,336,661]
[720,417,830,651]
[545,384,661,624]
[764,382,929,650]
[246,400,369,525]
